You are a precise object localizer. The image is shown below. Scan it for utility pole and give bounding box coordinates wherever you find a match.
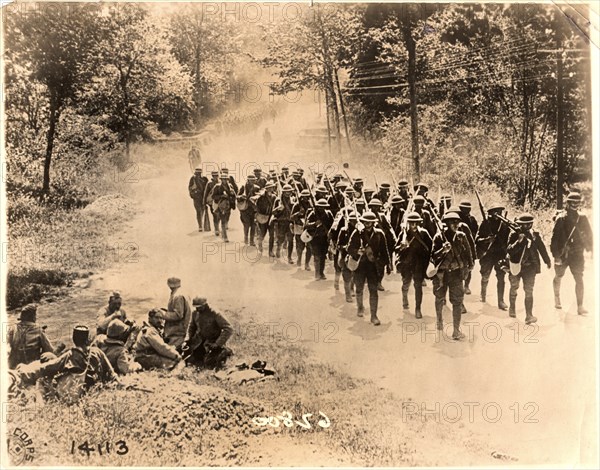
[556,39,565,209]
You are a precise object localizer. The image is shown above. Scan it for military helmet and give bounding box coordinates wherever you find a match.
[336,180,349,188]
[315,199,329,208]
[299,189,311,197]
[566,192,582,203]
[459,200,472,209]
[363,187,375,194]
[360,211,378,223]
[414,182,428,192]
[406,212,423,223]
[442,212,461,222]
[167,277,181,288]
[107,319,129,339]
[487,203,505,213]
[517,213,535,224]
[390,195,404,204]
[194,167,202,173]
[368,198,383,207]
[282,184,293,192]
[398,179,409,188]
[380,183,391,190]
[413,195,425,204]
[316,185,327,193]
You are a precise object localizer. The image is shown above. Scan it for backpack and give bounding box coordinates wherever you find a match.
[54,349,92,405]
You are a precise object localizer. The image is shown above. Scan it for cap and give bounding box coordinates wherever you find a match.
[107,319,129,339]
[406,212,423,223]
[72,325,90,346]
[517,213,535,224]
[298,168,305,174]
[315,199,329,207]
[253,167,262,172]
[281,166,289,171]
[299,189,311,197]
[459,200,472,209]
[221,167,229,174]
[353,178,363,184]
[194,167,202,173]
[368,198,383,207]
[360,211,378,223]
[390,195,404,204]
[211,171,219,176]
[167,277,181,288]
[282,184,293,192]
[19,304,37,322]
[442,212,461,222]
[192,296,208,307]
[220,174,228,179]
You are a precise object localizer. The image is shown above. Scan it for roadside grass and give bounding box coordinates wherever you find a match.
[7,309,494,467]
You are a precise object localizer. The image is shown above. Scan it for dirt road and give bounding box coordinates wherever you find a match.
[84,102,597,466]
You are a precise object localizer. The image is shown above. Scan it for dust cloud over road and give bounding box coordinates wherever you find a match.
[88,100,596,466]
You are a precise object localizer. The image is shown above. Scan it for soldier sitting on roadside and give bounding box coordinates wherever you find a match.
[181,297,233,370]
[133,308,182,370]
[96,319,142,375]
[96,291,127,335]
[8,304,55,369]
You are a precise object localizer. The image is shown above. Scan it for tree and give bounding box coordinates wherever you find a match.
[4,5,104,196]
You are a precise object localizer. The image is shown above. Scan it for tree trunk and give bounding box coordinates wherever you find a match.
[404,25,420,180]
[334,68,352,152]
[195,49,202,128]
[555,40,565,209]
[42,96,60,197]
[324,82,332,158]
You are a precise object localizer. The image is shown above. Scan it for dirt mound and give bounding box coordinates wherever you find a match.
[81,194,134,215]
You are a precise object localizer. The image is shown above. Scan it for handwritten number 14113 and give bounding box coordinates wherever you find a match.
[71,440,128,457]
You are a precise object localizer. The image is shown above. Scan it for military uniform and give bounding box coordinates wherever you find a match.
[272,190,295,262]
[507,214,551,323]
[184,299,233,370]
[238,179,259,245]
[189,171,208,231]
[306,203,334,280]
[348,212,391,325]
[551,196,593,313]
[336,216,358,302]
[290,196,313,270]
[475,208,510,309]
[458,202,479,295]
[204,174,221,236]
[431,213,474,338]
[8,321,54,369]
[211,178,236,242]
[255,188,276,256]
[395,215,432,318]
[134,321,180,370]
[163,284,192,349]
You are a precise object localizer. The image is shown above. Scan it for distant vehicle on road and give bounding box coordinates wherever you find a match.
[294,128,337,150]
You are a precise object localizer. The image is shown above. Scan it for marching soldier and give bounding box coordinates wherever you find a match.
[389,195,405,237]
[438,195,452,218]
[305,199,334,280]
[220,167,238,193]
[457,201,479,295]
[395,212,432,318]
[363,187,375,204]
[353,177,364,197]
[273,184,295,263]
[204,170,221,236]
[290,189,313,270]
[289,170,307,192]
[412,195,436,238]
[255,182,277,257]
[368,198,395,291]
[211,174,236,242]
[376,183,391,205]
[475,204,510,310]
[188,167,208,232]
[253,167,268,189]
[430,212,474,339]
[413,183,437,215]
[279,166,290,184]
[238,175,259,246]
[507,214,552,324]
[347,212,391,325]
[333,180,349,212]
[355,198,366,216]
[551,192,593,314]
[336,210,359,302]
[397,180,411,211]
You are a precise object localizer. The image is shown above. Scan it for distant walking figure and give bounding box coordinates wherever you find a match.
[263,128,272,154]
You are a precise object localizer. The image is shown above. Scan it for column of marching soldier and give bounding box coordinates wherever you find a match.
[189,166,593,341]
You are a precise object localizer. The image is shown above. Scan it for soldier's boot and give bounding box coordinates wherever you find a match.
[369,295,380,325]
[578,305,588,315]
[464,281,471,295]
[415,308,423,319]
[497,284,508,311]
[452,307,465,340]
[435,299,444,331]
[415,284,423,318]
[553,277,562,309]
[524,297,537,324]
[275,245,281,258]
[461,303,467,314]
[356,294,365,317]
[334,271,341,291]
[480,281,488,303]
[401,288,409,310]
[508,293,517,317]
[344,281,353,302]
[377,282,385,292]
